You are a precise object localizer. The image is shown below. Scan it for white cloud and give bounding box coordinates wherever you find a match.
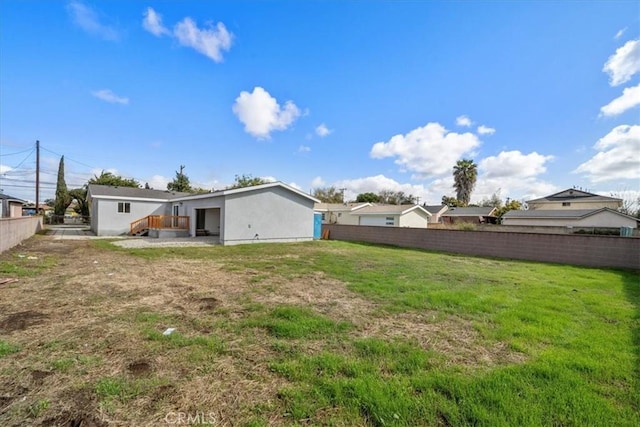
[232,87,301,139]
[173,17,232,63]
[333,174,433,204]
[603,39,640,86]
[67,1,119,41]
[315,123,332,137]
[298,145,311,153]
[146,175,171,190]
[477,125,496,135]
[615,27,627,40]
[370,122,480,178]
[600,83,640,116]
[91,89,129,105]
[574,125,640,182]
[311,176,326,188]
[288,182,303,191]
[142,7,169,37]
[480,150,553,179]
[456,115,472,127]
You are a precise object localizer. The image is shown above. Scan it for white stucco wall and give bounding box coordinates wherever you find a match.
[358,215,398,227]
[528,201,621,210]
[222,186,314,245]
[93,199,170,235]
[399,210,430,228]
[502,211,637,228]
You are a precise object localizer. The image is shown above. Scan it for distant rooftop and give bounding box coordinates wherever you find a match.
[87,184,191,200]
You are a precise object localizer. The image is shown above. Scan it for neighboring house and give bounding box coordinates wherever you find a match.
[501,188,636,231]
[527,188,622,210]
[314,203,371,225]
[87,182,319,245]
[0,193,26,218]
[353,204,432,228]
[423,205,449,224]
[441,207,497,224]
[502,208,639,229]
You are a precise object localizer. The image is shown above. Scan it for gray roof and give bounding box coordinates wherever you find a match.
[314,202,369,211]
[88,184,191,200]
[424,205,448,214]
[356,204,431,216]
[503,208,638,221]
[527,189,622,203]
[0,193,26,202]
[442,207,496,217]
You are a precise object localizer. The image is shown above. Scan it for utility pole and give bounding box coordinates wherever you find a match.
[339,188,346,203]
[35,140,40,213]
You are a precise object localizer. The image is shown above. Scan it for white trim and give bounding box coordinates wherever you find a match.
[172,182,320,203]
[88,194,174,202]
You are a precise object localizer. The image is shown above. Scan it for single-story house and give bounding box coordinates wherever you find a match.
[527,188,622,210]
[87,182,320,245]
[353,204,432,228]
[313,202,371,225]
[502,208,639,229]
[441,207,498,224]
[423,205,449,224]
[1,193,26,218]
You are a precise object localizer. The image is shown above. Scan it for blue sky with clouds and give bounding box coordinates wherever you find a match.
[1,1,638,204]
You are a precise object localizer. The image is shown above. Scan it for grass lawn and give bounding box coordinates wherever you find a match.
[0,237,638,426]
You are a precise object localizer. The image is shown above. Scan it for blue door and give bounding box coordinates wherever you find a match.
[313,213,322,239]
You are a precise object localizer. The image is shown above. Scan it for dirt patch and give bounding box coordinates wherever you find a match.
[41,411,106,427]
[127,360,152,377]
[30,370,51,386]
[0,311,48,333]
[198,297,220,311]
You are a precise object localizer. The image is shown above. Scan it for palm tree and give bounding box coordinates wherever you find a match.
[453,159,478,206]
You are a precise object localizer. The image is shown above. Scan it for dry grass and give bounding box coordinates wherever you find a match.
[1,236,635,426]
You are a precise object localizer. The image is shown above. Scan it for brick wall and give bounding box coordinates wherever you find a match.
[322,224,640,270]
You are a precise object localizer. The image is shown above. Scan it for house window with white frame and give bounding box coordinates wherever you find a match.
[562,202,571,207]
[385,216,394,225]
[117,202,131,213]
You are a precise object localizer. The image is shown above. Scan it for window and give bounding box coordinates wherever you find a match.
[321,213,326,220]
[117,202,130,213]
[562,202,571,207]
[338,213,342,217]
[385,216,394,225]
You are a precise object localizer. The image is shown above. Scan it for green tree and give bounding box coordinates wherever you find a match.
[453,159,478,206]
[441,196,461,207]
[355,192,381,203]
[229,174,269,189]
[495,199,523,219]
[54,156,72,222]
[378,190,416,205]
[167,165,192,192]
[479,192,503,209]
[69,188,90,217]
[88,171,140,188]
[313,186,344,203]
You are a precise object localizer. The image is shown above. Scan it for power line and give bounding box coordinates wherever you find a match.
[0,146,35,157]
[9,148,35,170]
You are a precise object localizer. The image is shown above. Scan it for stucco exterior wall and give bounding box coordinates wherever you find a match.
[528,201,621,210]
[0,216,43,253]
[399,210,430,228]
[181,198,225,238]
[502,211,637,228]
[358,215,397,227]
[223,186,314,245]
[319,210,360,225]
[93,199,169,235]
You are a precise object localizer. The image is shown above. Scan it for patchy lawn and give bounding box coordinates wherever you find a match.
[0,236,638,426]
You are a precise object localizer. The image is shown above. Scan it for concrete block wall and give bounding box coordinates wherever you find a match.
[323,224,640,270]
[0,216,43,253]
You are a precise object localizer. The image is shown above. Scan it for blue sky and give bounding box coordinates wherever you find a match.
[1,1,638,205]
